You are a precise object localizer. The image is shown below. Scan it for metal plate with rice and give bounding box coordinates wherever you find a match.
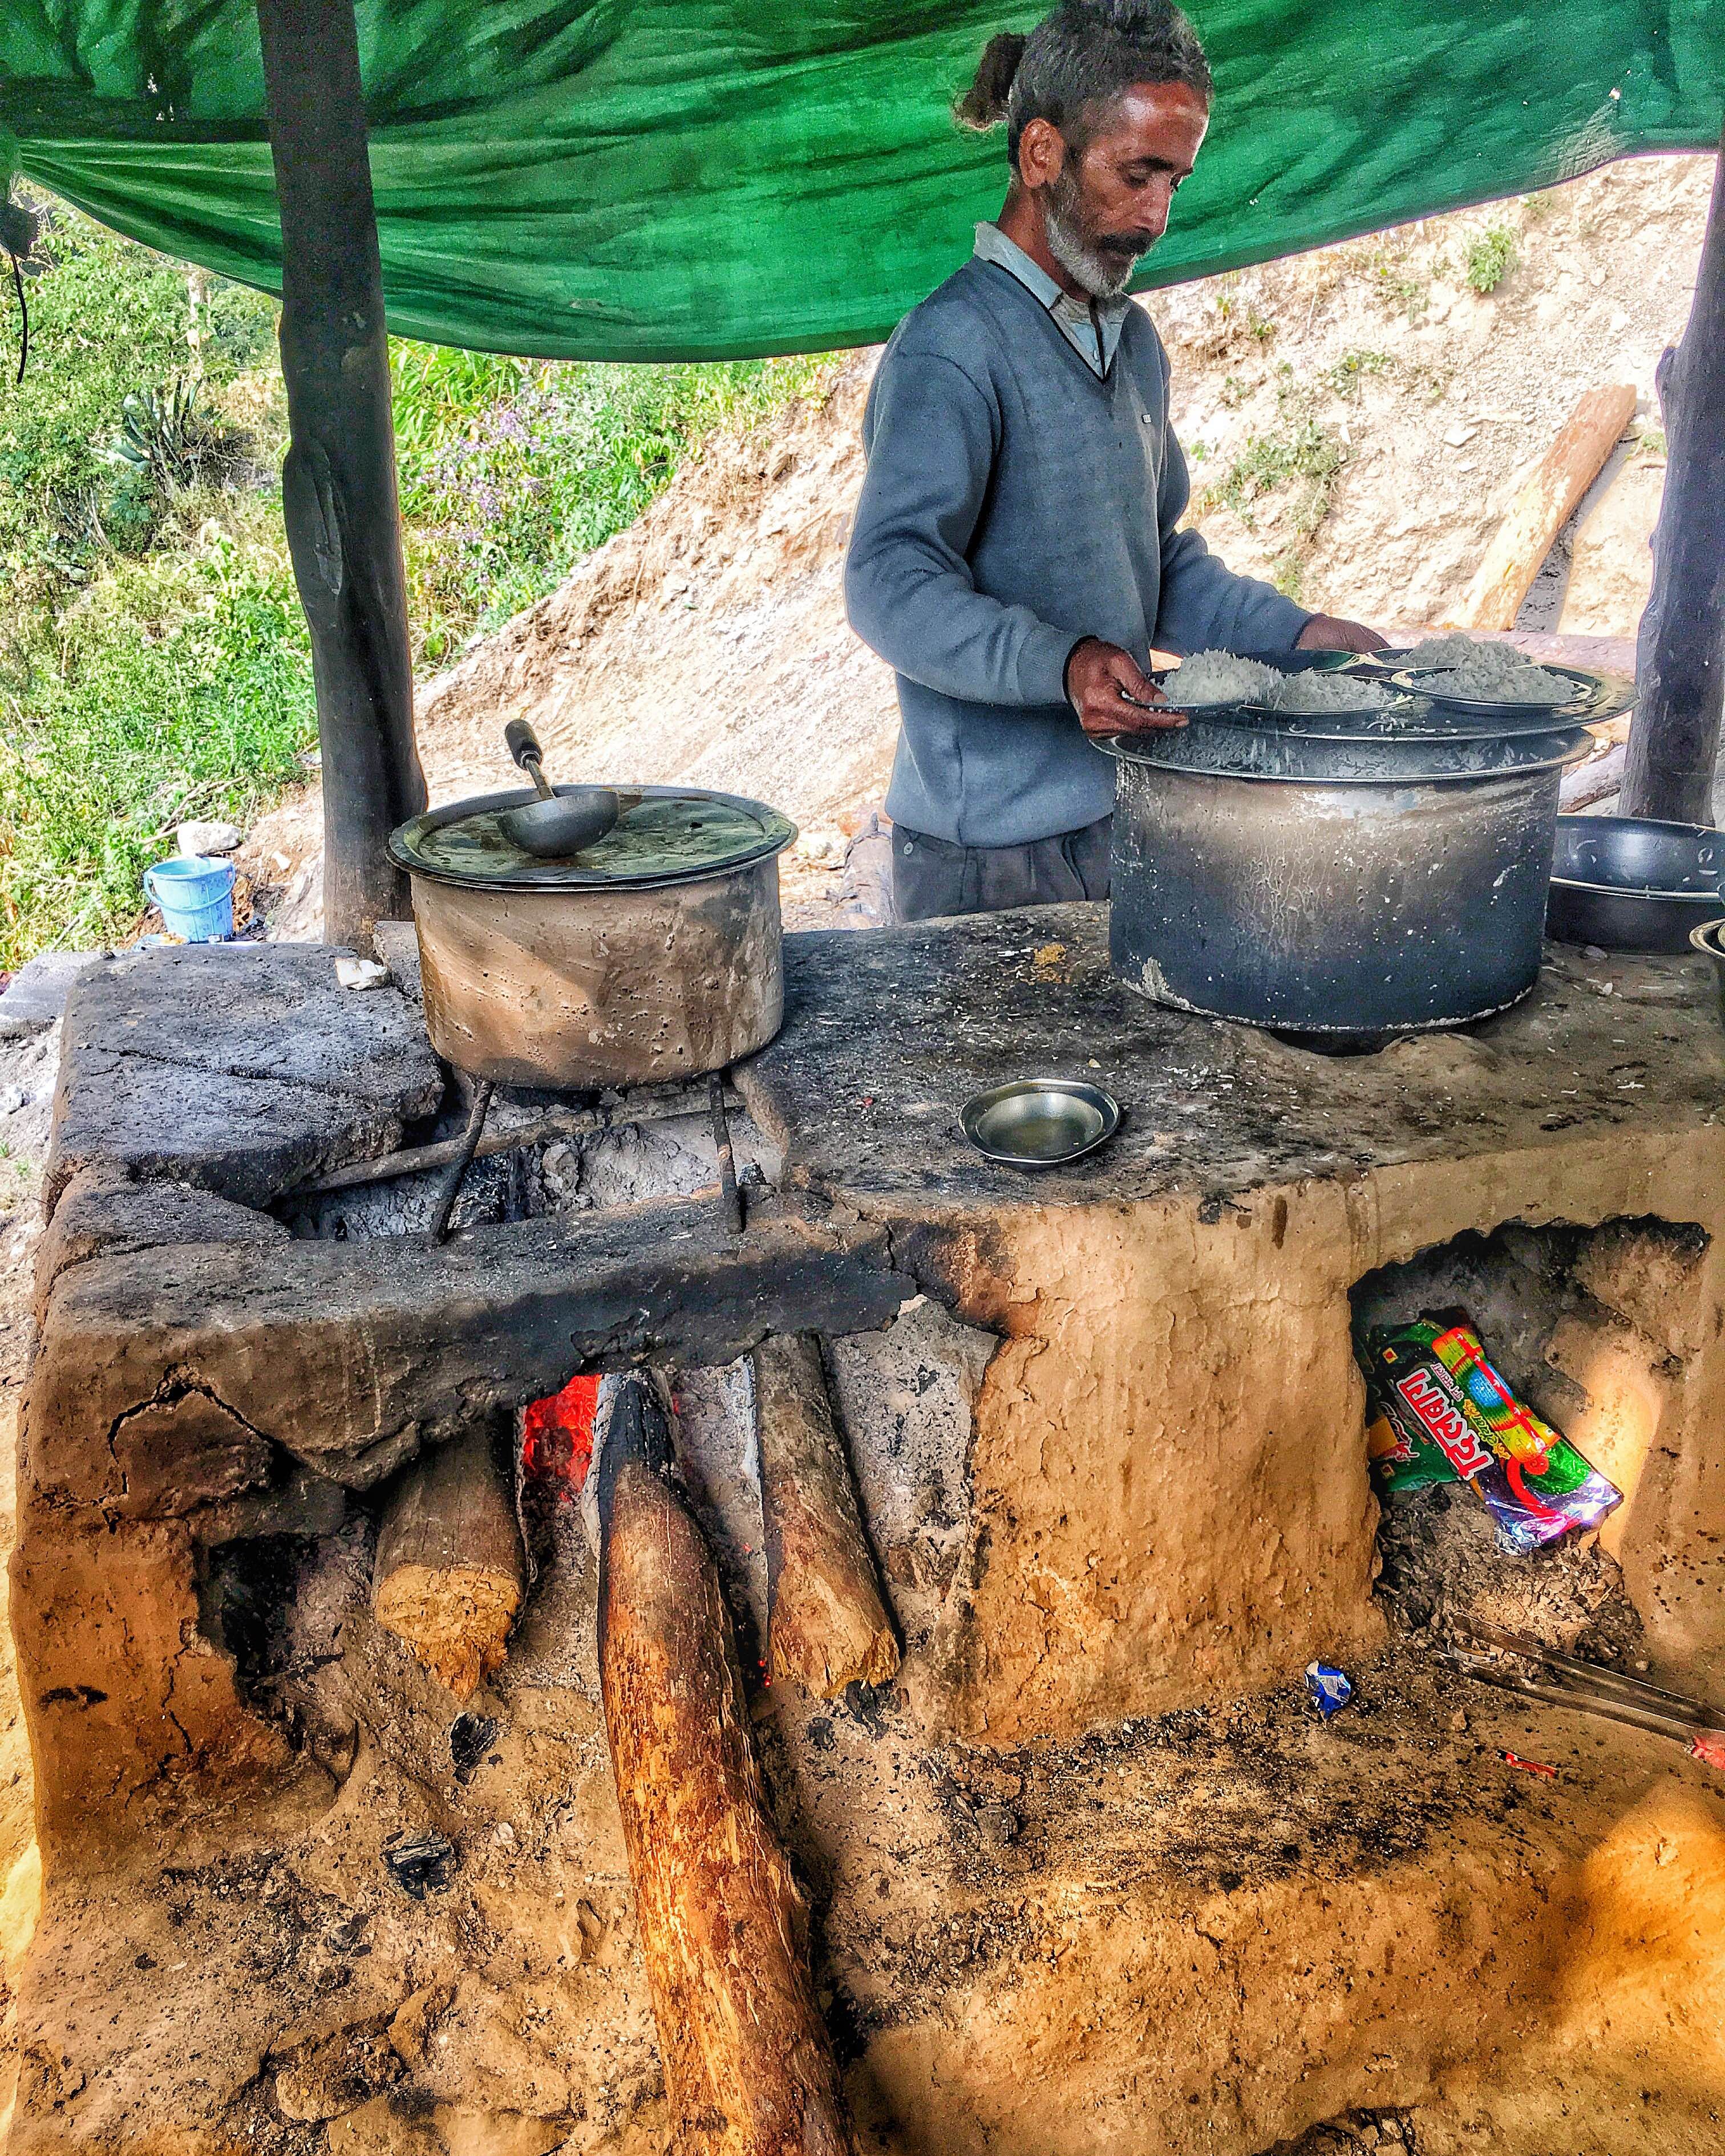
[1377,653,1634,726]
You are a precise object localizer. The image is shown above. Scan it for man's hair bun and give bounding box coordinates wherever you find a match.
[953,31,1028,130]
[956,2,1211,167]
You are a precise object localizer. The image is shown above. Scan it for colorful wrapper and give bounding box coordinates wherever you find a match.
[1360,1311,1621,1553]
[1305,1662,1354,1718]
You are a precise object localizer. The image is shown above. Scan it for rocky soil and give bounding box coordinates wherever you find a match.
[238,152,1714,935]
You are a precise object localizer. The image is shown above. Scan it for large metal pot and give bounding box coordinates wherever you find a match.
[1106,715,1591,1038]
[389,784,796,1088]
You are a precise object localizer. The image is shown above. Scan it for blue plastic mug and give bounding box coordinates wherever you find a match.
[143,854,235,941]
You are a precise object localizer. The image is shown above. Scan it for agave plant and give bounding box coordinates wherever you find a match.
[100,376,214,497]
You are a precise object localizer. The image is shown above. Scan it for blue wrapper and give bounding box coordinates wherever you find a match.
[1305,1661,1354,1718]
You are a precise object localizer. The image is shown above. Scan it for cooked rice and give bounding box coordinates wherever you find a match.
[1269,670,1394,714]
[1167,650,1282,706]
[1400,634,1572,702]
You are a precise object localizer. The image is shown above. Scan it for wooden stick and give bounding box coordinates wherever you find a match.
[708,1073,744,1238]
[427,1079,493,1243]
[598,1379,853,2156]
[256,0,427,942]
[291,1086,744,1198]
[752,1335,899,1700]
[374,1429,524,1699]
[1623,123,1725,823]
[1459,383,1638,632]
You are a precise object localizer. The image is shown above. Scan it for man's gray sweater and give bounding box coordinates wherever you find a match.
[845,256,1310,848]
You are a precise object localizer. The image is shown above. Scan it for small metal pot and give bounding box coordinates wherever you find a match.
[1106,716,1590,1039]
[390,784,795,1089]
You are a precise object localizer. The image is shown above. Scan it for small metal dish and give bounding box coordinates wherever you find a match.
[1688,919,1725,1026]
[961,1078,1120,1167]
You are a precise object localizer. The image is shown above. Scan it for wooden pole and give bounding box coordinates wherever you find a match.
[256,0,426,943]
[598,1379,854,2156]
[374,1429,525,1699]
[752,1335,899,1699]
[1457,384,1636,633]
[1621,126,1725,825]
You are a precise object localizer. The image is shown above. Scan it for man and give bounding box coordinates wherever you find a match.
[845,0,1384,922]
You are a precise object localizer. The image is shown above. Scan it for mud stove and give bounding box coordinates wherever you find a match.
[14,910,1725,2154]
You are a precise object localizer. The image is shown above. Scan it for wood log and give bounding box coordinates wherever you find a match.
[751,1335,899,1699]
[1559,739,1629,814]
[1458,383,1638,631]
[1622,125,1725,824]
[598,1379,853,2156]
[374,1430,524,1699]
[256,0,427,943]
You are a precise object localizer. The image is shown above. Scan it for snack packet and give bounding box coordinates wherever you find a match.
[1361,1311,1621,1553]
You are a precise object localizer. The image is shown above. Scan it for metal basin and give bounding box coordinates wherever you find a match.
[1548,814,1725,954]
[1104,719,1590,1039]
[961,1079,1120,1167]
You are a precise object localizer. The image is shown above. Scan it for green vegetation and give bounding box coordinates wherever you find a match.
[390,344,828,665]
[0,196,828,968]
[1465,221,1519,295]
[1360,242,1427,317]
[1204,417,1344,537]
[1326,349,1393,399]
[1200,371,1347,602]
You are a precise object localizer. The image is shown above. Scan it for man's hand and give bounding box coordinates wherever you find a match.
[1297,613,1388,654]
[1065,638,1186,738]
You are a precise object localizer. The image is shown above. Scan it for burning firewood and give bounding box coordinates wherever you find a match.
[752,1333,899,1699]
[598,1377,854,2156]
[372,1428,525,1699]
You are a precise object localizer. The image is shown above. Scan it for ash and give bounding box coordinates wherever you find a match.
[1375,1482,1643,1666]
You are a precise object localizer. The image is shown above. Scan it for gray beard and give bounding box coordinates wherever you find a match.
[1043,180,1139,299]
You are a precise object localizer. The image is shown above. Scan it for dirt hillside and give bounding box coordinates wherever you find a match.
[240,152,1712,931]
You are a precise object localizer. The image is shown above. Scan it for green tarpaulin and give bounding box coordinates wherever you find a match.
[2,5,1719,361]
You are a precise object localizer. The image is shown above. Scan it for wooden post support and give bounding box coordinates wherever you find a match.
[256,0,426,943]
[1457,383,1637,633]
[752,1334,899,1699]
[1622,127,1725,825]
[374,1429,525,1699]
[598,1379,853,2156]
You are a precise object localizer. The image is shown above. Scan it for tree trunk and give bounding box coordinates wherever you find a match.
[752,1334,898,1699]
[374,1429,524,1699]
[256,0,426,943]
[598,1378,853,2156]
[1621,127,1725,825]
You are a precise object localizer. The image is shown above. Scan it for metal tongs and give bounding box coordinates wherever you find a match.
[1449,1616,1725,1768]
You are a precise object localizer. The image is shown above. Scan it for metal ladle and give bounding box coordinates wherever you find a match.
[500,719,621,858]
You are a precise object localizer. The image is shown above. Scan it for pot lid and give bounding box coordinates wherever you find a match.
[389,784,797,892]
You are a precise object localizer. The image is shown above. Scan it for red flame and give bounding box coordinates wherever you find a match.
[521,1371,600,1497]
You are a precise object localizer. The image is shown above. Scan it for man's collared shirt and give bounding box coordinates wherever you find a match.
[973,221,1129,379]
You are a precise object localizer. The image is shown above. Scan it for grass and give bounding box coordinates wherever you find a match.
[1,513,314,959]
[390,343,831,666]
[1465,222,1519,295]
[0,194,831,968]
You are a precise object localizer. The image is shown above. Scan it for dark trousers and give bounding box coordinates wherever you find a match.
[889,814,1112,923]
